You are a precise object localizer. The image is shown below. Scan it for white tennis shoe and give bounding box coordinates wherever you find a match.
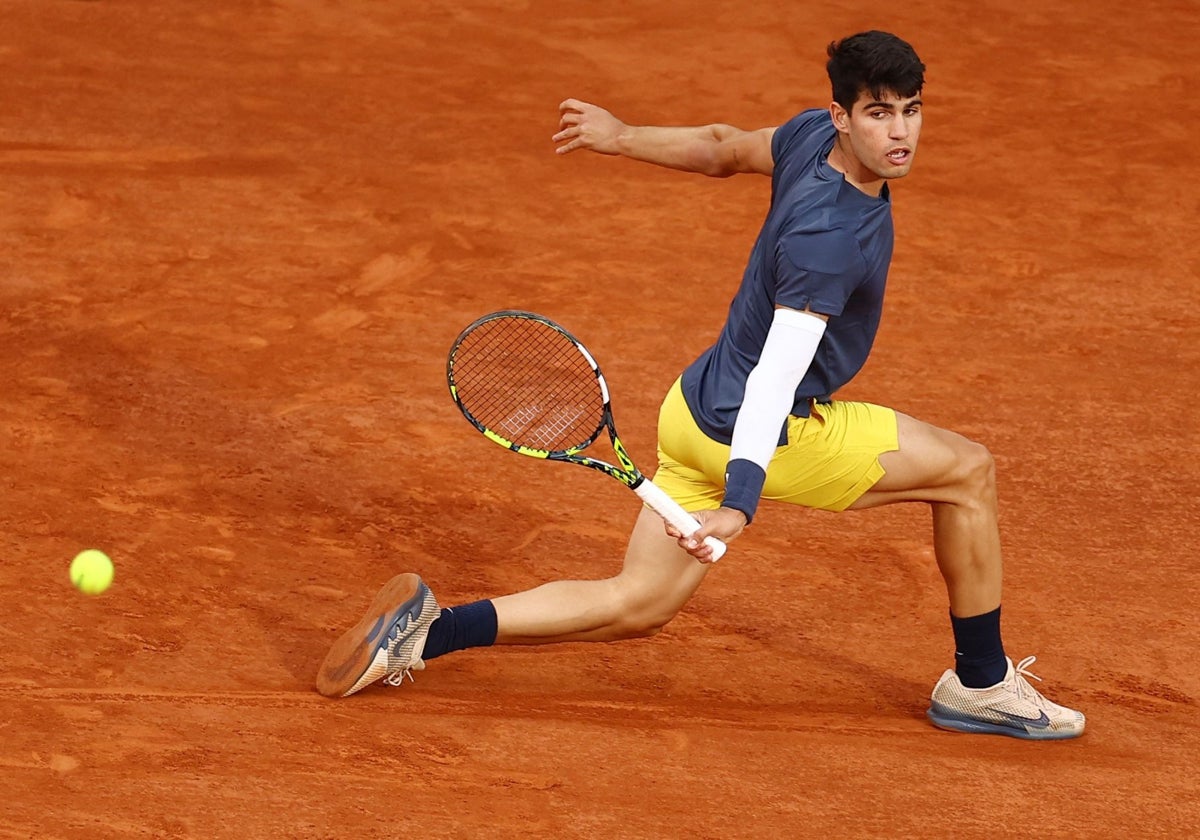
[927,656,1086,740]
[316,573,441,698]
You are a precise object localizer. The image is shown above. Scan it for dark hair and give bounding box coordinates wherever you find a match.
[826,31,925,111]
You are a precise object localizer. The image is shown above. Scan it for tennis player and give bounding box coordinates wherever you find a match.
[317,30,1085,740]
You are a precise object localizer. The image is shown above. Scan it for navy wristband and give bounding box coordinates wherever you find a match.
[722,458,766,524]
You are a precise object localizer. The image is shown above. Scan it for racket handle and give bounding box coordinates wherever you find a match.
[633,479,727,562]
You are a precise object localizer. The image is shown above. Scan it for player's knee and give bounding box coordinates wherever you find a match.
[953,439,996,500]
[609,609,674,639]
[609,620,666,640]
[608,595,678,639]
[601,570,689,638]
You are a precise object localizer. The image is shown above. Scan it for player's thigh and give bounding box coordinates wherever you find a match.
[616,507,711,622]
[849,411,990,508]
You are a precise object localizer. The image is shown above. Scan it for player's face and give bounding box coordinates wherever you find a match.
[835,90,923,182]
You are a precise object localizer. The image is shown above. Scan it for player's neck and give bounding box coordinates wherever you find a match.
[827,138,884,197]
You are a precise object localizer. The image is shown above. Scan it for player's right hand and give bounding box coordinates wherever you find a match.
[666,506,747,564]
[553,99,626,156]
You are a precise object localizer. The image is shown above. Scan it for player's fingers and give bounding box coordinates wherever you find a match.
[559,98,585,113]
[679,521,706,548]
[680,534,716,564]
[664,520,712,561]
[687,513,737,549]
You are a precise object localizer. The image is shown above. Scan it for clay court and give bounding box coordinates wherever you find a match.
[3,1,1198,837]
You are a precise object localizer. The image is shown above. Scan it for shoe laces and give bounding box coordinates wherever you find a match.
[1011,655,1052,708]
[378,611,426,688]
[383,669,416,687]
[381,658,425,687]
[1014,655,1043,684]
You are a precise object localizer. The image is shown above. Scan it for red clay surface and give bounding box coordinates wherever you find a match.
[3,2,1199,838]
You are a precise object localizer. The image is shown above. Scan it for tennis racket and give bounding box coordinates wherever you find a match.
[447,310,726,561]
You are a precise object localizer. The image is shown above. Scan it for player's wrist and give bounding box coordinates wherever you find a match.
[722,458,765,525]
[719,506,750,528]
[614,124,639,156]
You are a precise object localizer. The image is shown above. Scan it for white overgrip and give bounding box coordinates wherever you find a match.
[633,479,727,561]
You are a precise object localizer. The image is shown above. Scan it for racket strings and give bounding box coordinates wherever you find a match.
[453,318,605,452]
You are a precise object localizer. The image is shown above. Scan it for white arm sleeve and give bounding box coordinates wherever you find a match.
[729,308,827,469]
[722,308,826,522]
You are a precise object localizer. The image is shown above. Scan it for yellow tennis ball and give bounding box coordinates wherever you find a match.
[70,549,114,595]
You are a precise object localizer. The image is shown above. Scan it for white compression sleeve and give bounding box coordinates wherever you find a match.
[722,308,827,522]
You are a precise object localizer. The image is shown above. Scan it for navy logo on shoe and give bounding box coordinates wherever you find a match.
[985,707,1051,729]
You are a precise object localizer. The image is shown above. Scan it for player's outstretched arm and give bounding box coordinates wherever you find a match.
[553,98,776,177]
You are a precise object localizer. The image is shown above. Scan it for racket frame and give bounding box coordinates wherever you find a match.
[447,310,726,560]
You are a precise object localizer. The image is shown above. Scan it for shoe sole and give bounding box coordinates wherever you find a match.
[315,573,437,698]
[926,705,1084,741]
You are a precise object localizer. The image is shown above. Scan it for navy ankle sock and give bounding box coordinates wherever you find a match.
[950,606,1007,688]
[422,600,498,661]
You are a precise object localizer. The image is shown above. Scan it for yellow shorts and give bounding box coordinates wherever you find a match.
[653,378,899,513]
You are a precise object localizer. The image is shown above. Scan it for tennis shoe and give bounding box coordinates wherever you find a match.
[316,573,441,698]
[927,656,1085,740]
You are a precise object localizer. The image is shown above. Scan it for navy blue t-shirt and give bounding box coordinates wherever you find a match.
[679,109,895,445]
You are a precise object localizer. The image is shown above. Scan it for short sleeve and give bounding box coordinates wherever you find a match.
[772,110,830,166]
[773,228,866,315]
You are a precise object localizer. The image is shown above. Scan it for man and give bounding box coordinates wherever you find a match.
[316,31,1085,740]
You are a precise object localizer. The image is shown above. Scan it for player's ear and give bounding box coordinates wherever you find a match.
[829,101,850,134]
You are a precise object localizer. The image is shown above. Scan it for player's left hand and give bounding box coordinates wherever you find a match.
[553,99,626,155]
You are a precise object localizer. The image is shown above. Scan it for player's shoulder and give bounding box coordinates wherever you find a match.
[782,108,832,133]
[772,109,833,160]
